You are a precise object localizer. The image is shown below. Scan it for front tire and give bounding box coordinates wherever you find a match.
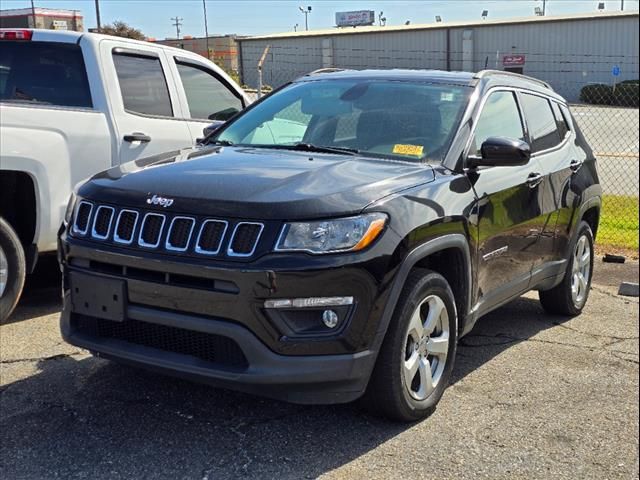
[0,217,26,323]
[539,221,594,316]
[363,269,458,422]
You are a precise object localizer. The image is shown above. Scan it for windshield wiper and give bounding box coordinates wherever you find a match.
[290,143,359,155]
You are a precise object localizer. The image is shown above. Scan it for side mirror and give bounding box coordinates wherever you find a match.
[202,120,226,137]
[468,137,531,168]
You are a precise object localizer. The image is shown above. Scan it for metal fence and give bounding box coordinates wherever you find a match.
[240,45,639,250]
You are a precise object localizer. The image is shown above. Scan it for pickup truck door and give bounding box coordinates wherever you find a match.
[167,55,247,142]
[467,90,547,314]
[99,40,192,165]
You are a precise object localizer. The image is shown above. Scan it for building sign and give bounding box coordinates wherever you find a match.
[335,10,375,27]
[52,20,68,30]
[503,54,526,67]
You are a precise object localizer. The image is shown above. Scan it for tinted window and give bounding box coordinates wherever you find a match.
[0,41,92,108]
[551,102,570,140]
[217,80,471,163]
[113,53,173,117]
[471,91,524,155]
[521,93,562,152]
[176,62,243,121]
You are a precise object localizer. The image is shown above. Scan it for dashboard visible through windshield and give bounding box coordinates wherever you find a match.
[214,79,471,162]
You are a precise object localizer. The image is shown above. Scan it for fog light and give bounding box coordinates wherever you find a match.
[322,310,339,328]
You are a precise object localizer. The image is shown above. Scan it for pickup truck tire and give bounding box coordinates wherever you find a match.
[539,221,594,316]
[363,269,458,422]
[0,217,26,323]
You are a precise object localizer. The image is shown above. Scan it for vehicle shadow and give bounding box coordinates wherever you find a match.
[0,293,574,479]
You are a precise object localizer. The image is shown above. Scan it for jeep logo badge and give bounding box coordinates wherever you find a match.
[146,194,174,208]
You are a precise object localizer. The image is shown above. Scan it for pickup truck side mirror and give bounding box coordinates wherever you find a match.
[468,137,531,168]
[202,120,226,138]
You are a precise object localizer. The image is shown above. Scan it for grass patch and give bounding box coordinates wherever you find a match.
[598,195,639,250]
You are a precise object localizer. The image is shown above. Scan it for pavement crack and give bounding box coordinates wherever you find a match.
[0,351,84,365]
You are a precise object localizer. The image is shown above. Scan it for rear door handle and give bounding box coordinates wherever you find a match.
[123,132,151,143]
[570,159,584,173]
[526,172,544,188]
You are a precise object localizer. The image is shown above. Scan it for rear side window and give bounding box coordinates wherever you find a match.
[176,62,243,121]
[471,91,525,155]
[113,53,173,117]
[0,41,92,108]
[520,93,562,152]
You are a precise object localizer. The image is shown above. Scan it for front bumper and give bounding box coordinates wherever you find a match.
[61,295,375,404]
[59,231,399,404]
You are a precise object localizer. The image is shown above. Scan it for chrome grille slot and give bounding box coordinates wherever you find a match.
[166,217,195,251]
[91,206,115,240]
[114,210,139,244]
[228,222,264,257]
[138,213,166,248]
[72,201,93,236]
[195,220,228,255]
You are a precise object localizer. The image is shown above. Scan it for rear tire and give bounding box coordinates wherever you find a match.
[363,269,458,422]
[539,221,594,316]
[0,217,26,323]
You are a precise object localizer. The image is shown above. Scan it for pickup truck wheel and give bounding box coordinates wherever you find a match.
[0,217,26,323]
[363,269,458,422]
[539,221,594,316]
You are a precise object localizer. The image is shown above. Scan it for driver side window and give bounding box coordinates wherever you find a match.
[176,62,243,121]
[471,91,525,155]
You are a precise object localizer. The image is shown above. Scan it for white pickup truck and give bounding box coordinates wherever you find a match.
[0,29,249,321]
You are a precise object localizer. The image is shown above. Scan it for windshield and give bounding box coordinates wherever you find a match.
[214,79,471,162]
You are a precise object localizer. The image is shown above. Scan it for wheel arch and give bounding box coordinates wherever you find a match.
[0,170,38,247]
[374,234,473,348]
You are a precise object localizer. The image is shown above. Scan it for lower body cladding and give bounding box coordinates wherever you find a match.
[59,242,390,404]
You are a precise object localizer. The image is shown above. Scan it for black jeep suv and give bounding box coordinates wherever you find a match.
[59,69,601,421]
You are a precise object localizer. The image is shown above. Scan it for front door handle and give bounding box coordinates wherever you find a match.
[569,159,584,173]
[123,132,151,143]
[526,172,544,188]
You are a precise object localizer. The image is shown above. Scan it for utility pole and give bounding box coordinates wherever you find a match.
[203,0,210,59]
[94,0,101,32]
[171,16,183,39]
[542,0,546,16]
[621,0,625,10]
[30,0,36,28]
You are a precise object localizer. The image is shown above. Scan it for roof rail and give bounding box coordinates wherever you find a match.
[474,70,553,90]
[307,68,349,76]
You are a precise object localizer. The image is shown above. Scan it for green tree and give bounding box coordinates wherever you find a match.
[99,21,146,40]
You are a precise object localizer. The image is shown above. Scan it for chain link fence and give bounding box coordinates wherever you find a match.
[240,45,639,250]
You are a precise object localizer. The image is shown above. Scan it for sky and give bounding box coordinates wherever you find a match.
[3,0,639,39]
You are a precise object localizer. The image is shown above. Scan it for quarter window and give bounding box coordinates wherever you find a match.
[113,53,173,117]
[471,91,525,155]
[0,41,92,108]
[520,93,562,152]
[176,62,243,121]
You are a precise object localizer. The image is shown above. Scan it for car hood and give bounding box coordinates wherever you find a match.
[79,146,435,219]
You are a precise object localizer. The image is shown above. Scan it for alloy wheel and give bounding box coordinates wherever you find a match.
[571,234,591,305]
[0,245,7,298]
[403,295,450,401]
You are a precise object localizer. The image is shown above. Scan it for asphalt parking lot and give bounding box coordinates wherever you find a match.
[1,257,638,480]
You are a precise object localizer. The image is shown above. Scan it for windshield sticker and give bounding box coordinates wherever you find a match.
[441,92,455,102]
[392,144,424,156]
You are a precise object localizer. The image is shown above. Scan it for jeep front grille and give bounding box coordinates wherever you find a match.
[70,202,265,259]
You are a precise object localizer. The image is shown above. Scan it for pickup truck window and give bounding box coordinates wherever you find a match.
[176,62,243,121]
[520,93,562,152]
[470,91,525,155]
[0,42,92,108]
[113,53,173,117]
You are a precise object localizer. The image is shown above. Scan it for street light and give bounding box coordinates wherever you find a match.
[299,6,311,31]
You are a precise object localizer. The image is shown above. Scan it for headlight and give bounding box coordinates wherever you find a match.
[64,191,77,226]
[275,213,388,254]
